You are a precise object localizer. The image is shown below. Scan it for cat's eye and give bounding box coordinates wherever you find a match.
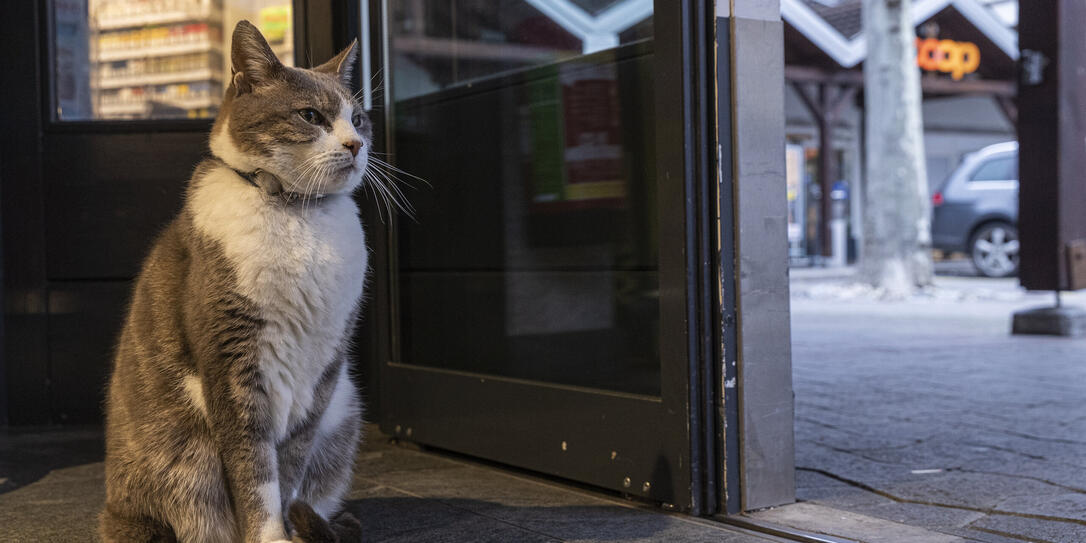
[351,112,363,128]
[298,108,324,125]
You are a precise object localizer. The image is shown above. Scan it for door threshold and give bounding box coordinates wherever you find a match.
[724,502,969,543]
[717,514,859,543]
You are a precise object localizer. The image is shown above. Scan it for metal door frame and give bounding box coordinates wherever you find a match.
[366,0,721,513]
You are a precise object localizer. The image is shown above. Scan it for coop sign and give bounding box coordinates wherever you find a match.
[915,38,981,80]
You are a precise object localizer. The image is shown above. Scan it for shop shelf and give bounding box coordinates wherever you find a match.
[93,7,222,32]
[93,68,223,90]
[94,40,223,62]
[97,101,148,116]
[98,96,217,117]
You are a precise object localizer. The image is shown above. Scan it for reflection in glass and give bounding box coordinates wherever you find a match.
[54,0,295,120]
[390,1,659,395]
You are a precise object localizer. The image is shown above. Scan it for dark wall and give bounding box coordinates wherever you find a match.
[2,0,51,425]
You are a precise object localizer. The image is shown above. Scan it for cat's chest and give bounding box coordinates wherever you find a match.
[238,201,366,318]
[240,203,366,438]
[190,173,367,439]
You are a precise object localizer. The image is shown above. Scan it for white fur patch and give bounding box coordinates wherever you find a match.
[189,165,367,441]
[317,364,359,437]
[209,119,260,173]
[182,374,207,416]
[257,480,287,542]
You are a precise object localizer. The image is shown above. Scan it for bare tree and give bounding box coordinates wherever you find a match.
[861,0,934,295]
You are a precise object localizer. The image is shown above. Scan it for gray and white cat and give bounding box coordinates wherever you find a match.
[101,21,372,543]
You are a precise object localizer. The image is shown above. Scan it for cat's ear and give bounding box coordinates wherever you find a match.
[230,20,282,95]
[314,39,359,87]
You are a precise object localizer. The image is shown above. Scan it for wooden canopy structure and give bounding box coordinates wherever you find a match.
[781,0,1018,258]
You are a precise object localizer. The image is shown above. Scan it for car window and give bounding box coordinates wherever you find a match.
[969,155,1017,182]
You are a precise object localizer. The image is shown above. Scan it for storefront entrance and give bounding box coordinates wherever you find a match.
[2,0,793,519]
[372,0,704,509]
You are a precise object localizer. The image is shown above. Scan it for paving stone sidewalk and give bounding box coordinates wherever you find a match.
[0,426,789,542]
[790,275,1086,542]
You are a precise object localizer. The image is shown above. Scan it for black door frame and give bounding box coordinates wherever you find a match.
[1,0,48,426]
[364,0,723,514]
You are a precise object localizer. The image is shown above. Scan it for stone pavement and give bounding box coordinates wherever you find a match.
[789,273,1086,542]
[0,425,792,543]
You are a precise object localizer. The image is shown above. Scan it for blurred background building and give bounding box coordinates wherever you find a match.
[782,0,1018,266]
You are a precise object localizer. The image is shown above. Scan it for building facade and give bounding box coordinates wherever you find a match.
[782,0,1017,265]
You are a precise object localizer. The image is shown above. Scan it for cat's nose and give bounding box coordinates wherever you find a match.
[343,140,362,157]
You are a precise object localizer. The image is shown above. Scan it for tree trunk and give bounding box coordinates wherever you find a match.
[861,0,934,295]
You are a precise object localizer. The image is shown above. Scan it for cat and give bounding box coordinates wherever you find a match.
[100,21,373,543]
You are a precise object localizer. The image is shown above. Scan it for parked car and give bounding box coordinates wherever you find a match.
[931,141,1019,278]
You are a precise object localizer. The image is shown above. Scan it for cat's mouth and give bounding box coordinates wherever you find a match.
[284,162,359,197]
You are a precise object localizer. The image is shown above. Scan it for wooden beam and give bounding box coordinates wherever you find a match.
[790,81,824,123]
[919,76,1016,97]
[817,82,835,257]
[787,78,859,258]
[785,65,862,85]
[826,84,858,120]
[786,65,1016,97]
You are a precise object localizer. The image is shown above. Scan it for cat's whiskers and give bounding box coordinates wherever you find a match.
[291,150,341,213]
[371,166,413,216]
[363,159,414,221]
[361,177,386,224]
[289,148,424,221]
[290,152,324,174]
[290,152,330,184]
[294,165,322,211]
[353,68,385,103]
[369,155,430,187]
[301,159,332,215]
[363,169,394,223]
[367,158,422,220]
[371,164,407,208]
[363,165,391,217]
[289,153,328,201]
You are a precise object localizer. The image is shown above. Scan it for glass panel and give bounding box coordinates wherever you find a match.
[969,155,1017,181]
[389,0,652,101]
[53,0,295,121]
[389,1,658,395]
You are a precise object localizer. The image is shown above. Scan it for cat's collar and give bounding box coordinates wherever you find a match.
[228,166,326,206]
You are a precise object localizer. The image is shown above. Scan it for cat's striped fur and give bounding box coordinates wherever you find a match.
[101,21,370,543]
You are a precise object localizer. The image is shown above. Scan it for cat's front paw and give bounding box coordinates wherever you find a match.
[288,502,338,543]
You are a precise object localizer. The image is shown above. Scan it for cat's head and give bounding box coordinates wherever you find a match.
[210,21,371,197]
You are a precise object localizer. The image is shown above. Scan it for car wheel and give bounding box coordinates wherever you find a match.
[970,222,1019,278]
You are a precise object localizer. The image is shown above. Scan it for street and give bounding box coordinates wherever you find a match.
[790,272,1086,542]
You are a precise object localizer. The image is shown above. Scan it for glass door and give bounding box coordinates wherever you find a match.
[375,0,715,510]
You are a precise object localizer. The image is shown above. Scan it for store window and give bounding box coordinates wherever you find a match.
[388,1,653,102]
[389,1,659,395]
[52,0,294,121]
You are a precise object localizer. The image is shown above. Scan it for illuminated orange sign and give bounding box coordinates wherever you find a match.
[916,38,980,80]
